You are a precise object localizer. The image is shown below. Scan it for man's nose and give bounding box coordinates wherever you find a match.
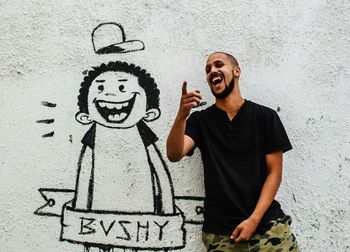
[210,68,220,76]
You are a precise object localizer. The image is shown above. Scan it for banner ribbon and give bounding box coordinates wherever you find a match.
[35,188,204,249]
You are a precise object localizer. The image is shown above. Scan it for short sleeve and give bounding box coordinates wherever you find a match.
[185,111,202,156]
[264,110,292,154]
[81,124,96,149]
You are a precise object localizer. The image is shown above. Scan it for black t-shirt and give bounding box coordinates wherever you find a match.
[185,100,292,235]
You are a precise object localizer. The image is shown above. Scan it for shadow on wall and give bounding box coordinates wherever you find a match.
[35,22,204,252]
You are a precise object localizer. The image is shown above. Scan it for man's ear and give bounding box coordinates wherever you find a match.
[75,112,93,125]
[233,66,241,78]
[143,108,161,122]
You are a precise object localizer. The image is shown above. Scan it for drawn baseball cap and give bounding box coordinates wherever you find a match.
[92,22,145,54]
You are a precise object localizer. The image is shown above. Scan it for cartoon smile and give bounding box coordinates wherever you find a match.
[94,92,139,123]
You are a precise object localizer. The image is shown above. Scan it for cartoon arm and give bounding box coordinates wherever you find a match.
[147,143,176,214]
[73,145,94,210]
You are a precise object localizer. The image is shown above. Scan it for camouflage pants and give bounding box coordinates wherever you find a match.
[202,216,300,252]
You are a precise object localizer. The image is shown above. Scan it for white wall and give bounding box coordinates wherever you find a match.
[1,0,349,251]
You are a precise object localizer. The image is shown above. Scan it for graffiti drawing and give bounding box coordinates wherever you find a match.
[36,22,204,252]
[71,61,182,251]
[37,101,57,138]
[92,23,145,54]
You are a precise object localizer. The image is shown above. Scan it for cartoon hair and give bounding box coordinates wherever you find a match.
[77,61,160,114]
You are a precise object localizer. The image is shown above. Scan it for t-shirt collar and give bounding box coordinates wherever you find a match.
[212,99,249,119]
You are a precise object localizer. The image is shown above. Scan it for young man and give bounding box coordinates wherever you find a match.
[166,52,299,251]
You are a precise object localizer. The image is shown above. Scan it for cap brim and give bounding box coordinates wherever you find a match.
[95,40,145,54]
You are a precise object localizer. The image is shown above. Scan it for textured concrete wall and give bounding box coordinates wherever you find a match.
[1,0,349,251]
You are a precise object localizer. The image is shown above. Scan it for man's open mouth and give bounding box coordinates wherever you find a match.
[94,93,138,123]
[210,73,224,86]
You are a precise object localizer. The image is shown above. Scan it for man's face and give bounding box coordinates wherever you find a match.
[205,53,238,99]
[87,71,147,128]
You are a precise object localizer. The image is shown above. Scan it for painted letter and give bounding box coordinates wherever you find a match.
[136,221,149,242]
[100,220,116,236]
[116,221,131,241]
[79,217,96,235]
[154,220,169,240]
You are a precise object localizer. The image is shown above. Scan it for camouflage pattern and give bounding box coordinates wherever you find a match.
[202,216,300,252]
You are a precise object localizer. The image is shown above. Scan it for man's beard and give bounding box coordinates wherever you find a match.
[211,78,235,99]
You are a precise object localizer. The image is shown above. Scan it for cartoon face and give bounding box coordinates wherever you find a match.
[82,71,147,128]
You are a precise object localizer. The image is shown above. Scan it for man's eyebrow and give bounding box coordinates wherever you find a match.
[118,79,128,82]
[96,79,105,83]
[213,60,224,64]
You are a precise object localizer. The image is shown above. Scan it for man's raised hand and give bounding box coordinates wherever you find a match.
[177,81,202,120]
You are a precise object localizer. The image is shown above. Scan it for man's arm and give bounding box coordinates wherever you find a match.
[166,81,201,162]
[231,151,283,242]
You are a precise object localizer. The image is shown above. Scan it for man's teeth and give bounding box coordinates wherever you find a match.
[108,113,127,121]
[99,101,127,109]
[212,76,223,84]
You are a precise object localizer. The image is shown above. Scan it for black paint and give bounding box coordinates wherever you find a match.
[154,220,169,240]
[41,132,54,138]
[136,221,150,242]
[115,221,132,241]
[79,217,96,235]
[100,220,116,236]
[92,23,144,54]
[36,119,54,124]
[41,101,57,107]
[34,188,75,217]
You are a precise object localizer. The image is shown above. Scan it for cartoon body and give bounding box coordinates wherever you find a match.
[73,61,175,251]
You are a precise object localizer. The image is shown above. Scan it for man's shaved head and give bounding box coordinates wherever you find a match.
[209,52,239,67]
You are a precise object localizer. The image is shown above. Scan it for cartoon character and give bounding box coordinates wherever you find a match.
[73,61,175,252]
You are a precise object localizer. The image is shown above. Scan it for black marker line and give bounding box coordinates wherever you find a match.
[184,220,203,225]
[42,132,54,138]
[39,188,75,193]
[174,196,205,201]
[41,101,57,107]
[36,119,54,124]
[64,204,180,216]
[61,238,186,250]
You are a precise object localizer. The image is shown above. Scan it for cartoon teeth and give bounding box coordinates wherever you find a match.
[98,101,128,109]
[108,113,128,121]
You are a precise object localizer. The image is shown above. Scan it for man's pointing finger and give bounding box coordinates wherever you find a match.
[182,81,188,95]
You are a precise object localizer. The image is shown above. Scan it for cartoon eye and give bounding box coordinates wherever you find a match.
[119,85,125,92]
[98,85,104,93]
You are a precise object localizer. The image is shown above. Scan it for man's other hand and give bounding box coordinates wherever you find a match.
[230,217,259,243]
